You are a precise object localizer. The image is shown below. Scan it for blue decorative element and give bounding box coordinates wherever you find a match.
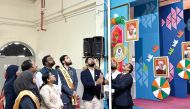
[104,0,108,109]
[143,67,148,88]
[110,0,136,8]
[159,2,187,98]
[141,3,157,28]
[135,0,160,100]
[136,56,143,85]
[104,0,108,77]
[136,57,143,86]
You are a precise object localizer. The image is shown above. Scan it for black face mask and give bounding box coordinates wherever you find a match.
[65,61,72,66]
[89,63,95,67]
[111,66,117,70]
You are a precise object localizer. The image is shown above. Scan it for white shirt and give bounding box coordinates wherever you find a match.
[112,70,120,79]
[35,71,43,89]
[104,73,109,92]
[89,68,95,81]
[111,70,120,93]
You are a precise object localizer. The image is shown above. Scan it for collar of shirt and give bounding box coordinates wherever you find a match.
[63,66,70,71]
[112,70,120,79]
[88,68,95,80]
[122,72,128,75]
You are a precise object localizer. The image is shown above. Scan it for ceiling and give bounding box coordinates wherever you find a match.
[0,0,38,5]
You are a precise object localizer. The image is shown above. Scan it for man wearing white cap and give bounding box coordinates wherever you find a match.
[156,61,165,74]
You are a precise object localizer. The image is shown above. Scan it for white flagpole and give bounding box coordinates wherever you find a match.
[107,0,111,109]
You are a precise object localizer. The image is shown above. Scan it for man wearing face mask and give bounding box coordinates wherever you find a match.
[81,57,107,109]
[35,55,61,91]
[58,55,78,109]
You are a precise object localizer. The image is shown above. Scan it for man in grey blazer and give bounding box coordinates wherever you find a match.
[58,55,78,109]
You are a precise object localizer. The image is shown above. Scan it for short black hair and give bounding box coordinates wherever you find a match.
[60,55,68,65]
[40,71,50,89]
[128,63,134,73]
[21,60,32,71]
[85,56,93,63]
[42,72,49,85]
[42,55,51,66]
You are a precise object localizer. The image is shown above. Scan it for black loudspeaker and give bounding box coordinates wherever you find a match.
[92,36,104,57]
[83,38,93,56]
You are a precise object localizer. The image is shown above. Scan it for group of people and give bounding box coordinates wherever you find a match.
[3,54,134,109]
[3,55,108,109]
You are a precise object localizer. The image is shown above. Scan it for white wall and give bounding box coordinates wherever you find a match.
[0,0,37,54]
[0,0,35,21]
[0,25,37,56]
[36,10,96,69]
[0,0,105,69]
[35,0,105,69]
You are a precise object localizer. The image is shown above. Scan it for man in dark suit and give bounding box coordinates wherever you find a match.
[81,57,107,109]
[58,55,78,109]
[112,63,134,109]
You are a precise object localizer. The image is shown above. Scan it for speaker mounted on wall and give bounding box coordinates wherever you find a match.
[83,38,93,57]
[92,36,104,57]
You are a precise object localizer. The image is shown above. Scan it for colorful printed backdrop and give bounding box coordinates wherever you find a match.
[111,4,129,72]
[134,0,160,100]
[159,1,187,97]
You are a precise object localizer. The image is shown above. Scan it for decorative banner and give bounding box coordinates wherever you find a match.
[176,59,190,80]
[111,25,124,47]
[169,63,174,82]
[125,19,139,41]
[113,43,128,62]
[152,77,171,100]
[161,6,184,30]
[181,42,190,60]
[153,56,169,78]
[159,1,187,98]
[111,3,129,69]
[134,0,160,100]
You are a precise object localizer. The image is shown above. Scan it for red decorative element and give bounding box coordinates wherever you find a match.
[112,59,123,72]
[177,30,184,38]
[117,61,123,72]
[111,18,116,25]
[153,45,159,53]
[111,25,123,47]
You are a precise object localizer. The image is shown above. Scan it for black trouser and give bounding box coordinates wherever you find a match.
[64,102,74,109]
[115,105,133,109]
[112,101,116,109]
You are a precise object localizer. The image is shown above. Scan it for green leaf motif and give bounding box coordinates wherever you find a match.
[143,63,148,72]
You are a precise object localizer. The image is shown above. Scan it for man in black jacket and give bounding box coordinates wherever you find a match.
[112,63,134,109]
[81,57,106,109]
